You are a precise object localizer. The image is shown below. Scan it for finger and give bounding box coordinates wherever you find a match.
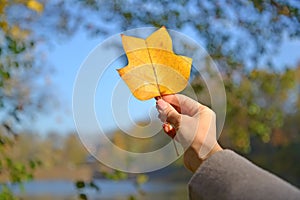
[156,99,181,129]
[162,94,202,116]
[160,94,181,113]
[156,105,167,122]
[157,113,166,122]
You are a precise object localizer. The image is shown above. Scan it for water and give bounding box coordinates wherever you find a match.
[9,180,188,200]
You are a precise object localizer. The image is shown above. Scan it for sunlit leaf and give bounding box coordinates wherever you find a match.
[27,0,44,13]
[79,193,88,200]
[75,180,85,189]
[89,181,100,191]
[10,25,30,40]
[135,174,148,186]
[117,26,192,100]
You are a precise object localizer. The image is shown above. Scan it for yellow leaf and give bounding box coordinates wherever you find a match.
[117,26,192,100]
[0,21,8,32]
[0,0,8,15]
[10,25,30,40]
[27,0,43,13]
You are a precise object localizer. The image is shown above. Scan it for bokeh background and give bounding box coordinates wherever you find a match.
[0,0,300,199]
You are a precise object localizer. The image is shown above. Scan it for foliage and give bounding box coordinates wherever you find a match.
[112,128,170,153]
[63,134,88,165]
[0,185,16,200]
[74,0,300,67]
[0,0,68,197]
[102,170,128,181]
[0,0,300,198]
[0,0,49,196]
[0,132,41,198]
[0,0,49,128]
[75,180,100,200]
[220,67,299,152]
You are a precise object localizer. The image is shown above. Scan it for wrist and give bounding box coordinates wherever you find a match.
[186,143,223,173]
[204,143,223,160]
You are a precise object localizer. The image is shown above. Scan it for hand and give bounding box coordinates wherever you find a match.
[156,94,222,172]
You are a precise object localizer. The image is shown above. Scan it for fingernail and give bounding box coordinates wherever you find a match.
[157,99,168,110]
[163,123,170,132]
[163,123,176,139]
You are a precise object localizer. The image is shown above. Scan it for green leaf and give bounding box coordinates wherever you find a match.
[89,181,100,191]
[128,195,136,200]
[79,193,88,200]
[29,160,36,169]
[75,180,85,189]
[135,174,148,186]
[0,185,17,200]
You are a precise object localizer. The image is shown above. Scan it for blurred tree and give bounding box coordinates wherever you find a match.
[112,124,169,153]
[1,0,300,197]
[63,133,88,166]
[0,0,50,198]
[37,132,65,167]
[73,0,300,67]
[219,67,299,152]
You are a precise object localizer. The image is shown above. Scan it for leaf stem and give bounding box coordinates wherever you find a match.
[155,96,179,157]
[172,139,179,156]
[144,41,179,157]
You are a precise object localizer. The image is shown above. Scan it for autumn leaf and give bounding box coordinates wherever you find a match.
[117,26,192,100]
[27,0,44,13]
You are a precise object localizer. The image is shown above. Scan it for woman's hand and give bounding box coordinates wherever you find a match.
[156,94,222,172]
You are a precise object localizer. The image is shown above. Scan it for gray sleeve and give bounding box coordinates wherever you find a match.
[188,149,300,200]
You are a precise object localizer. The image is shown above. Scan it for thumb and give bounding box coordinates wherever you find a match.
[156,99,181,130]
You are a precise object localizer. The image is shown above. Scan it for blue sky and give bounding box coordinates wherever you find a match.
[26,32,104,135]
[26,29,300,135]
